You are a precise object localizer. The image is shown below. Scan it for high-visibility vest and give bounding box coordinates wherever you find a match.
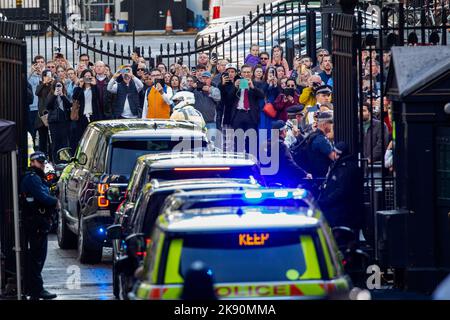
[146,86,170,119]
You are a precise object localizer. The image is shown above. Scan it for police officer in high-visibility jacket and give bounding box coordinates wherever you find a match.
[20,151,58,300]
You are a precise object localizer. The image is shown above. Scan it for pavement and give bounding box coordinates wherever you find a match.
[41,234,114,300]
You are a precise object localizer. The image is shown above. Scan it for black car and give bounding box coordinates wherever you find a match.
[108,178,261,299]
[56,119,209,263]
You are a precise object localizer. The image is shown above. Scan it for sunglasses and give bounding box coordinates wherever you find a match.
[137,68,145,71]
[286,85,296,88]
[260,57,269,60]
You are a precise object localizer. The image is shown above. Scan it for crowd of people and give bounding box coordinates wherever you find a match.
[26,44,393,226]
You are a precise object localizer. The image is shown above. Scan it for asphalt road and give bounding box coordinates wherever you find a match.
[42,234,114,300]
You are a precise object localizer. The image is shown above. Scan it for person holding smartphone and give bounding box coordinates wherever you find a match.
[274,78,300,122]
[230,65,264,140]
[141,68,172,119]
[28,55,46,145]
[72,69,101,149]
[45,81,72,161]
[35,69,54,158]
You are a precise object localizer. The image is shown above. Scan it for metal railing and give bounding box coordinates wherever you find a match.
[22,1,320,72]
[0,20,27,296]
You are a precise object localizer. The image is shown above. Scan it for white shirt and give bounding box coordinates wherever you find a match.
[121,97,137,118]
[83,88,93,116]
[237,89,246,110]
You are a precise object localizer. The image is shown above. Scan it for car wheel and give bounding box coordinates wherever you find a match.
[77,218,103,264]
[57,208,77,249]
[112,251,120,299]
[118,273,130,300]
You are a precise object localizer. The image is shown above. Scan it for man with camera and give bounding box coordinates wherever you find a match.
[28,55,46,145]
[21,152,59,300]
[193,71,221,142]
[141,68,173,119]
[107,66,144,119]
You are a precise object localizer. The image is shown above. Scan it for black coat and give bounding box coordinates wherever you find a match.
[72,86,101,121]
[35,82,52,129]
[317,154,364,230]
[219,82,265,126]
[363,119,389,163]
[262,138,308,187]
[45,94,72,123]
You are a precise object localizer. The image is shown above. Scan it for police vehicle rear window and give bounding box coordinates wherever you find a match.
[109,139,207,175]
[170,231,320,283]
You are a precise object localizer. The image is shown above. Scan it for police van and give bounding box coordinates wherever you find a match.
[128,188,352,300]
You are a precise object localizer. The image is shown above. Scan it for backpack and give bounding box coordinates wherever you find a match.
[290,130,320,171]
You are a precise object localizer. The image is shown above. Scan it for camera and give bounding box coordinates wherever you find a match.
[84,77,92,84]
[196,81,204,91]
[312,82,321,89]
[283,88,295,97]
[154,78,165,86]
[55,83,63,88]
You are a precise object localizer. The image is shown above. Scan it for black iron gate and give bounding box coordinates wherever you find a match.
[0,20,27,296]
[332,1,449,255]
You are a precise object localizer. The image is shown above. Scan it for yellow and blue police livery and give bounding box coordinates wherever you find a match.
[129,188,351,300]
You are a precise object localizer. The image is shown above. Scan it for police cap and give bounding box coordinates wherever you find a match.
[30,151,47,163]
[272,120,287,130]
[314,85,332,96]
[317,111,334,123]
[286,105,304,116]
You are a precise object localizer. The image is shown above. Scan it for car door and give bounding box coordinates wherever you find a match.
[67,127,100,223]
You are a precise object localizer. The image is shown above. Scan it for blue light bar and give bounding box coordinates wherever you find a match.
[293,189,307,199]
[244,191,263,199]
[274,190,289,198]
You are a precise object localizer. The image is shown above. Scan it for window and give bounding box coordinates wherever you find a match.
[109,139,208,176]
[164,231,321,284]
[78,127,100,168]
[148,165,261,182]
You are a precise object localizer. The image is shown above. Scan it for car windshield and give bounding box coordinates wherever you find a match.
[174,230,320,283]
[149,166,261,182]
[109,139,208,175]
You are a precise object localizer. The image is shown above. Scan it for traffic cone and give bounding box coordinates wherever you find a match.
[103,7,113,35]
[165,9,175,35]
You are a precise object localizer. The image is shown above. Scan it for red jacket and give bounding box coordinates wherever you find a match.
[274,93,300,121]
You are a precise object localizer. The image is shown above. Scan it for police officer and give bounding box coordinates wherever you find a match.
[306,112,336,178]
[285,105,306,147]
[318,142,364,231]
[262,120,312,187]
[21,151,58,300]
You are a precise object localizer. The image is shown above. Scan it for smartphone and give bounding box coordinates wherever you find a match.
[177,58,183,65]
[239,78,249,90]
[211,52,218,60]
[291,119,298,127]
[84,77,92,84]
[284,88,295,97]
[269,68,276,78]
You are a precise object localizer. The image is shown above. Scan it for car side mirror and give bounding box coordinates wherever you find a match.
[57,147,72,164]
[125,233,146,258]
[77,152,88,166]
[106,186,122,202]
[106,224,122,241]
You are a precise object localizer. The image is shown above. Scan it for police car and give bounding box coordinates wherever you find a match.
[109,179,260,300]
[128,188,352,300]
